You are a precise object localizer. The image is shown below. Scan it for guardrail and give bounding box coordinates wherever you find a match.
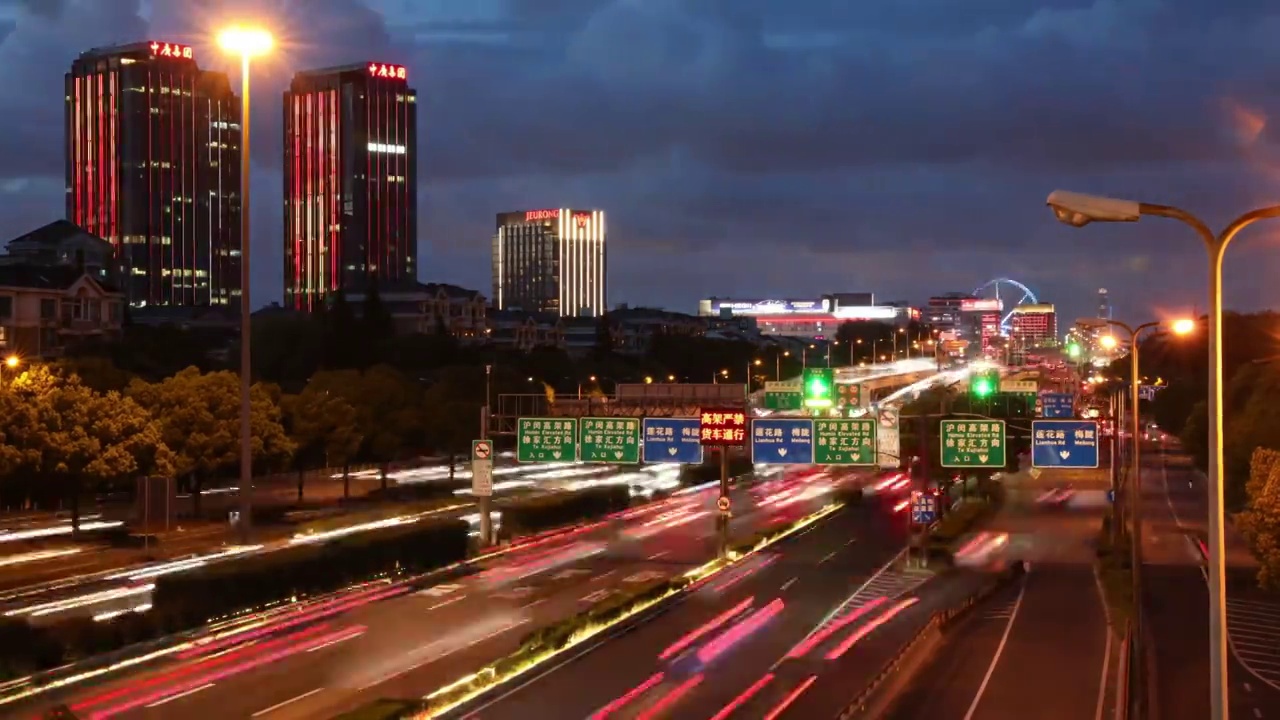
[838,562,1027,719]
[1116,621,1132,720]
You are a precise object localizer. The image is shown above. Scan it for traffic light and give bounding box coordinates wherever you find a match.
[803,368,834,408]
[969,369,998,399]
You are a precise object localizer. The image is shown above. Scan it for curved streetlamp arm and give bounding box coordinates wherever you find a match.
[1138,202,1216,247]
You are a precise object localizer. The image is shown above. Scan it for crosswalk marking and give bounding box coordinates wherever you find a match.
[1227,596,1280,690]
[806,565,932,637]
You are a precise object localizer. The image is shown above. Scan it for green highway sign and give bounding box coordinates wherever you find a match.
[517,418,578,462]
[580,417,641,463]
[814,418,877,465]
[764,391,804,410]
[940,419,1006,468]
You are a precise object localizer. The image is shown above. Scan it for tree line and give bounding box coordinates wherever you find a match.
[0,361,481,528]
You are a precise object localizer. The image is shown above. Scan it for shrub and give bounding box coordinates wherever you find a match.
[498,487,630,537]
[152,519,469,626]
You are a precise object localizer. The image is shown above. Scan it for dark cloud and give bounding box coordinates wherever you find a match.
[0,0,1277,323]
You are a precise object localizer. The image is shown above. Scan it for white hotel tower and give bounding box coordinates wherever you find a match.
[492,208,607,317]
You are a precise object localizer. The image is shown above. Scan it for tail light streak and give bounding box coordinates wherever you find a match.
[695,598,785,665]
[824,597,920,660]
[658,597,754,661]
[785,596,888,658]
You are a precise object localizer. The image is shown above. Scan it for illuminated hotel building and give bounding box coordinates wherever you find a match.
[1010,303,1058,347]
[65,41,241,308]
[283,62,417,311]
[492,209,607,317]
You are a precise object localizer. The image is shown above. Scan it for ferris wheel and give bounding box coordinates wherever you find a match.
[971,278,1039,334]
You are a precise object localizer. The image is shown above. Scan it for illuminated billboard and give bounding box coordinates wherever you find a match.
[367,63,407,80]
[707,299,829,315]
[960,298,1002,312]
[149,41,193,60]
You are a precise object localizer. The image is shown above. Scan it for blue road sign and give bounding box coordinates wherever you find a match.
[1040,393,1075,418]
[911,493,937,524]
[1032,420,1100,469]
[750,418,814,465]
[642,418,704,464]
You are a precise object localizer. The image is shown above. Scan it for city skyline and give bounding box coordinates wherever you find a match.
[2,1,1279,324]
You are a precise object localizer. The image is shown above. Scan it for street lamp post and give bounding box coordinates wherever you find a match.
[218,26,273,543]
[1048,189,1280,720]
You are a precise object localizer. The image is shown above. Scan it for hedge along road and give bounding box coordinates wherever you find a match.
[22,467,864,720]
[0,460,649,620]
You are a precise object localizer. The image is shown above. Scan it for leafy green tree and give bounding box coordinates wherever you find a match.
[308,365,425,491]
[252,315,325,393]
[52,356,135,393]
[1237,448,1280,589]
[320,290,361,369]
[422,366,485,480]
[127,368,294,514]
[360,278,395,355]
[284,387,363,500]
[1220,364,1280,510]
[3,366,174,533]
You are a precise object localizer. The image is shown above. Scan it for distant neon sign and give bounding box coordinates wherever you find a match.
[368,63,407,80]
[150,41,194,60]
[525,209,559,222]
[574,213,590,228]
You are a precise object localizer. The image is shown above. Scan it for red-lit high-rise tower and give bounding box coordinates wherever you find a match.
[65,41,242,309]
[283,62,417,311]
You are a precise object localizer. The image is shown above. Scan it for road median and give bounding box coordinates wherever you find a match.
[335,501,847,720]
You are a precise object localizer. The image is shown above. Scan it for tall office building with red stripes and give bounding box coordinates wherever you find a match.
[283,62,417,311]
[65,41,242,309]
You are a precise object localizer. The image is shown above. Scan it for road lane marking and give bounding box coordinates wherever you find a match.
[781,577,798,591]
[307,631,362,653]
[962,575,1027,720]
[647,551,669,560]
[417,583,464,597]
[581,589,613,603]
[845,538,857,546]
[252,688,324,716]
[356,619,529,691]
[144,682,215,708]
[425,595,465,612]
[819,550,838,564]
[1245,683,1254,693]
[1254,709,1262,718]
[521,598,547,609]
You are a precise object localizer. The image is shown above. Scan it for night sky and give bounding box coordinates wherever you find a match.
[3,0,1280,324]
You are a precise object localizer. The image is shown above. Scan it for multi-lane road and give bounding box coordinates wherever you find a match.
[885,464,1116,720]
[443,497,990,720]
[1142,442,1280,720]
[13,466,874,719]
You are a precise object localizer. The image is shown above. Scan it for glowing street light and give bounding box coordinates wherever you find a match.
[218,24,273,542]
[1049,190,1280,720]
[0,354,18,385]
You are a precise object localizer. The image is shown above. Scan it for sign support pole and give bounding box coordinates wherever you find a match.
[479,365,493,547]
[717,447,730,558]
